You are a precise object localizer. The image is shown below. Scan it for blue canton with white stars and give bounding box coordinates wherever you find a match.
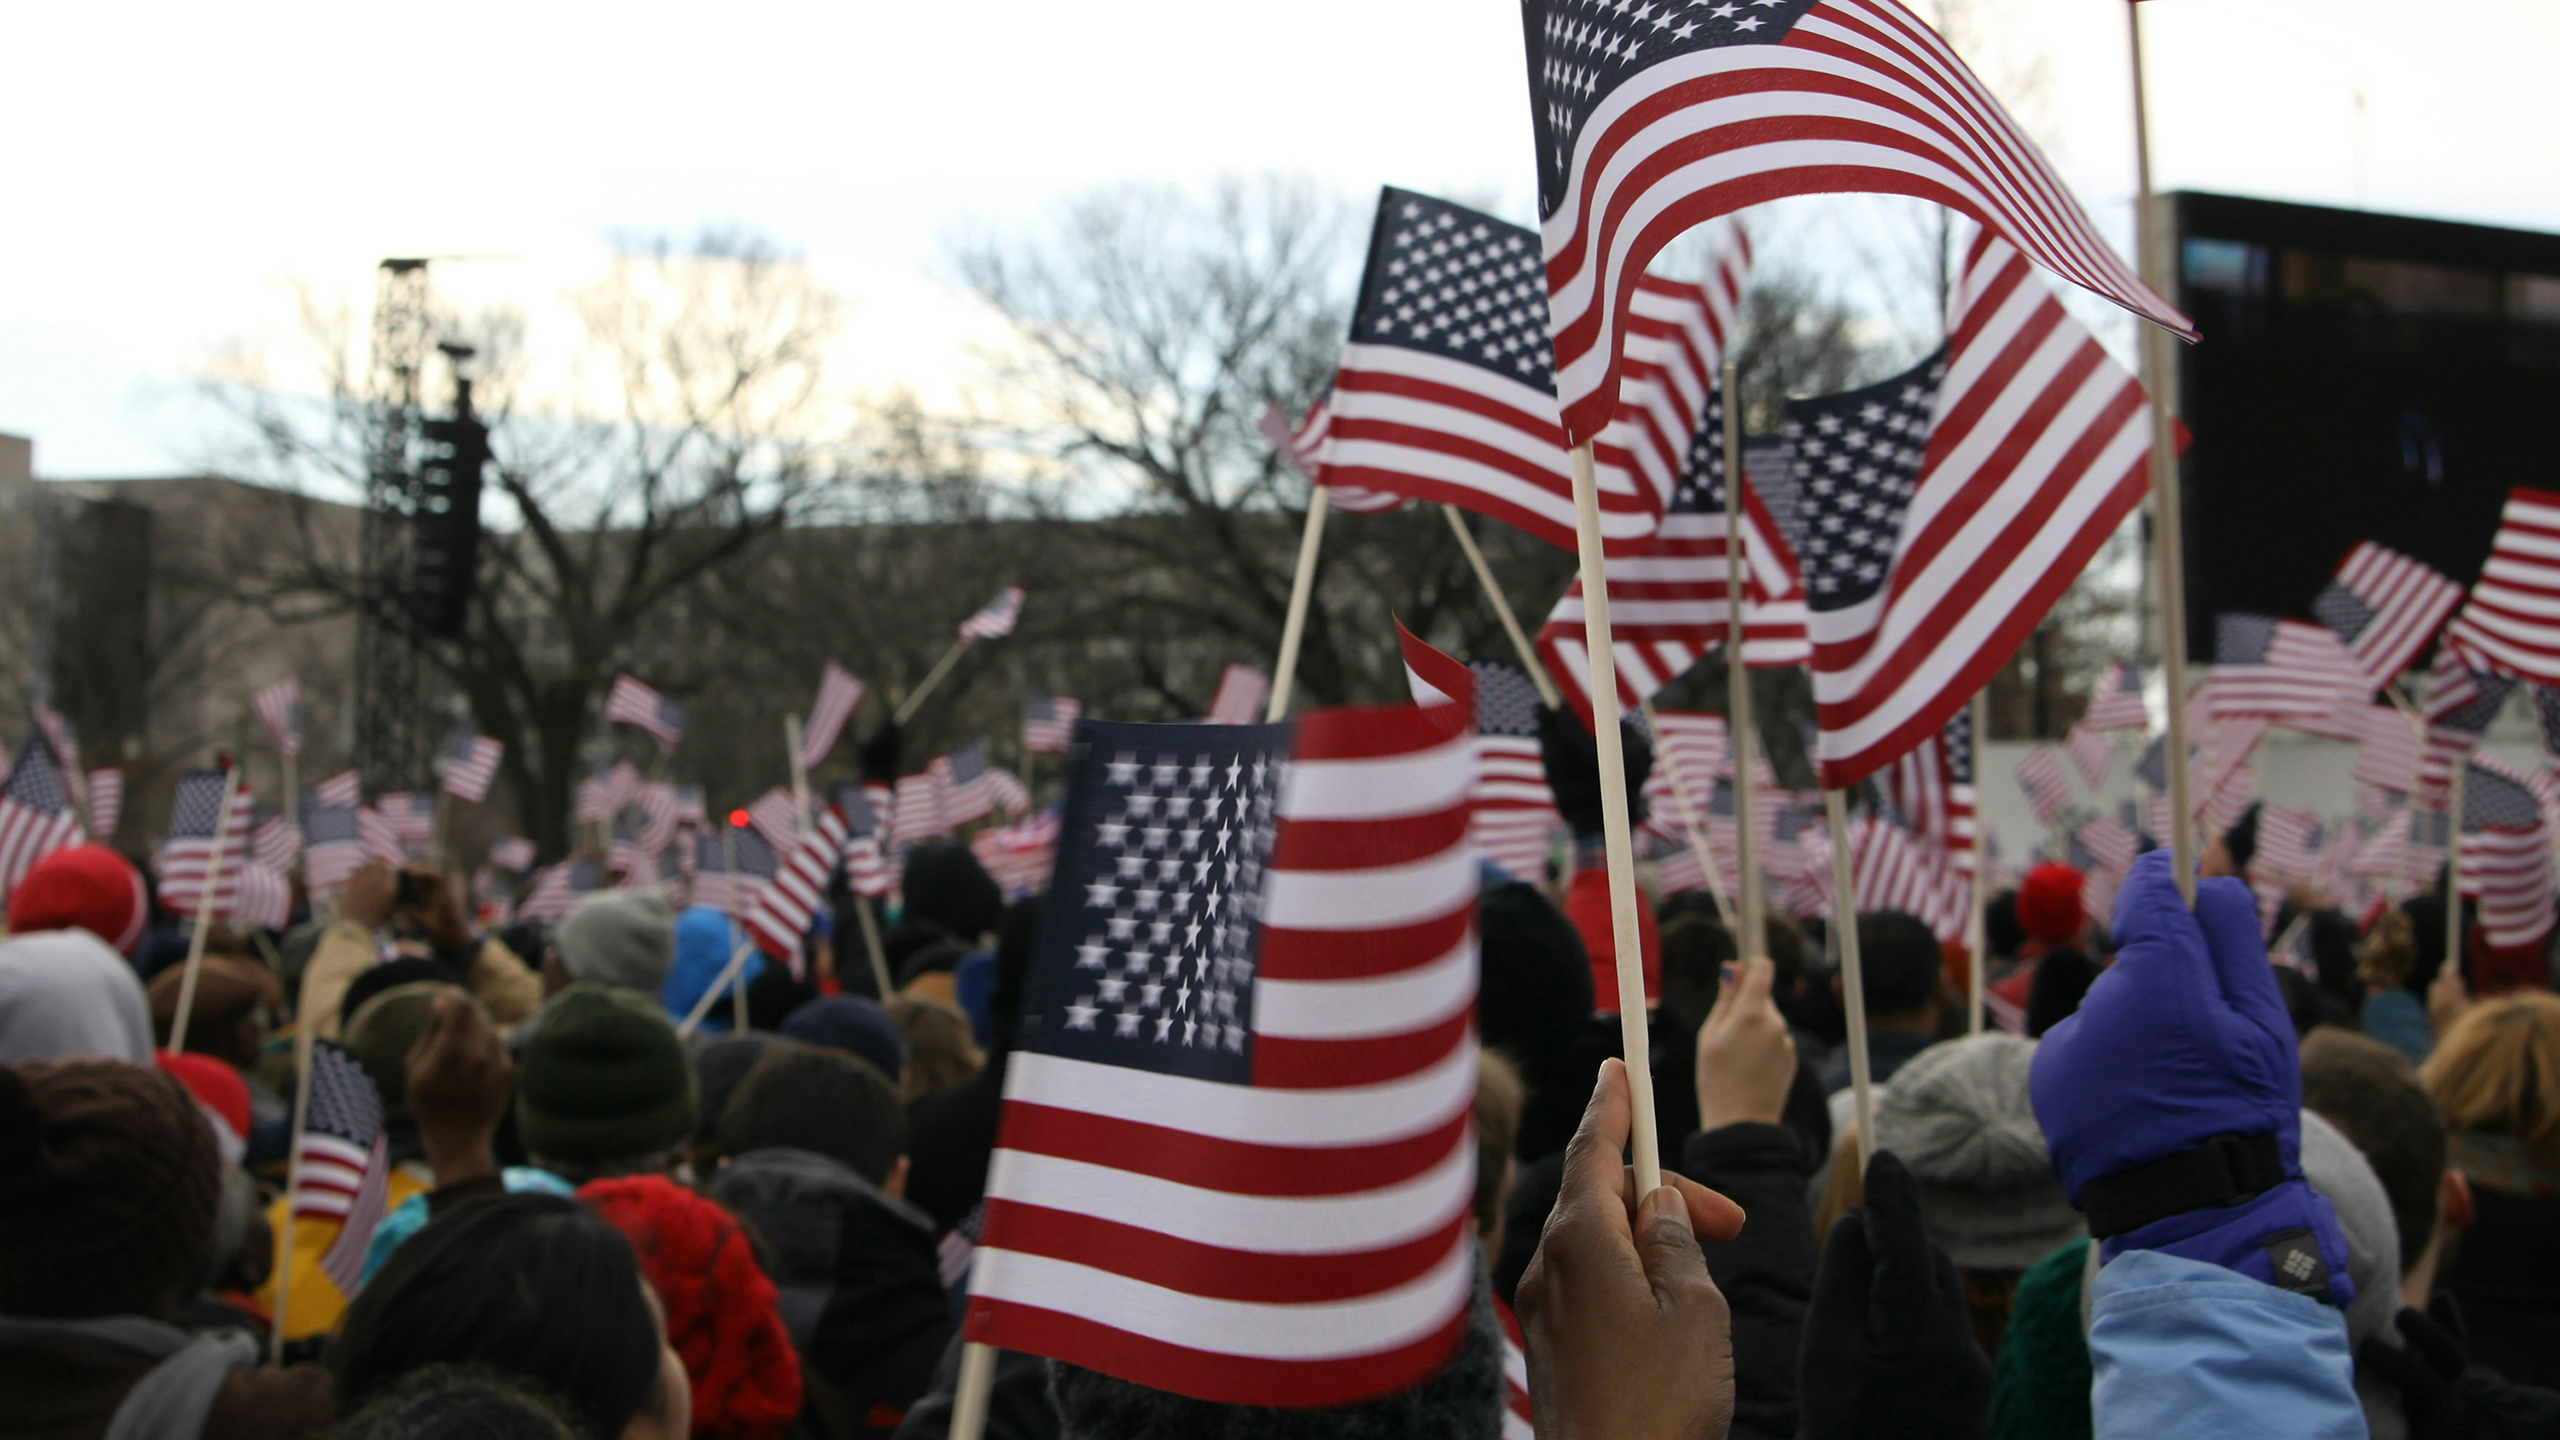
[1471,660,1545,738]
[1782,350,1944,611]
[1942,708,1973,786]
[1,744,71,815]
[1018,722,1290,1084]
[1674,387,1732,516]
[1524,0,1821,218]
[1352,188,1556,394]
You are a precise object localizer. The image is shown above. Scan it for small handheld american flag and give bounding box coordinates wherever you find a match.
[0,740,84,898]
[605,675,686,752]
[253,678,303,760]
[959,586,1026,641]
[1202,664,1270,726]
[293,1040,392,1293]
[965,691,1479,1407]
[157,770,251,916]
[799,662,867,768]
[1023,696,1082,756]
[440,728,505,804]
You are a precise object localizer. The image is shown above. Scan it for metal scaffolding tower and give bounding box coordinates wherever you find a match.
[354,258,432,792]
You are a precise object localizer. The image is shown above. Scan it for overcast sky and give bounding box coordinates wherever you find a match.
[6,0,2555,476]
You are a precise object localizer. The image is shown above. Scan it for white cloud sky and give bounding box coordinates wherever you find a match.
[5,0,2555,475]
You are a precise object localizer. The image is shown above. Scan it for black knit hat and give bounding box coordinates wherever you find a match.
[900,843,1004,943]
[0,1059,222,1317]
[514,985,697,1164]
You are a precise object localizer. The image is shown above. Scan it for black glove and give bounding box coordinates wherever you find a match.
[2361,1302,2474,1440]
[857,720,902,784]
[1798,1150,1993,1440]
[1536,704,1651,840]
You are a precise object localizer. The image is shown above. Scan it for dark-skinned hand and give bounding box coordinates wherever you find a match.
[405,989,511,1189]
[1518,1058,1744,1440]
[1798,1150,1993,1440]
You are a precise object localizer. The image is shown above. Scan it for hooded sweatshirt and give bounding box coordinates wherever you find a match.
[0,930,154,1064]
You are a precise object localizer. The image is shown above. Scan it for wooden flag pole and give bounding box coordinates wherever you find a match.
[896,638,975,726]
[1267,488,1332,721]
[1824,789,1877,1171]
[1568,442,1663,1193]
[1442,504,1563,707]
[949,1340,1000,1440]
[792,713,893,1001]
[1640,698,1736,928]
[1966,687,1990,1035]
[2129,0,2197,906]
[1721,360,1767,964]
[168,764,245,1055]
[679,938,762,1039]
[2445,759,2466,982]
[281,749,300,885]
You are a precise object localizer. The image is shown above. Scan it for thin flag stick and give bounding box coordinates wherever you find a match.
[852,890,893,1002]
[1722,360,1765,964]
[896,638,974,726]
[282,749,299,886]
[2381,686,2431,902]
[2445,759,2466,983]
[722,823,751,1031]
[1442,503,1561,707]
[949,1340,1000,1440]
[1639,698,1736,928]
[1568,442,1663,1193]
[791,713,891,1002]
[2128,0,2196,906]
[679,938,762,1039]
[1267,488,1331,721]
[1824,789,1877,1172]
[168,765,244,1055]
[1966,686,1990,1035]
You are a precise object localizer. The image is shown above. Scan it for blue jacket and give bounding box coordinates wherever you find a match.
[2089,1250,2361,1440]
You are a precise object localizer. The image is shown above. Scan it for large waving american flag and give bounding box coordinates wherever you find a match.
[1800,235,2156,788]
[2459,754,2555,951]
[1881,708,1975,878]
[1320,187,1746,557]
[2446,487,2560,687]
[2314,543,2460,691]
[1537,387,1813,721]
[1520,0,2187,445]
[1257,392,1404,515]
[965,694,1479,1406]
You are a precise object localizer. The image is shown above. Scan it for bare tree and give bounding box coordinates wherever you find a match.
[211,232,860,857]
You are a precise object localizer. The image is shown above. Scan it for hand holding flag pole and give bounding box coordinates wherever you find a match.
[167,763,244,1055]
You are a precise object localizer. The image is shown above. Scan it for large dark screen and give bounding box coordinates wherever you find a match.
[2173,192,2560,659]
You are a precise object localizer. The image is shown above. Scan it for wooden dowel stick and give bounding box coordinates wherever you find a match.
[679,937,761,1039]
[948,1340,1000,1440]
[1568,442,1662,1193]
[1267,487,1331,721]
[168,765,245,1055]
[1721,360,1766,964]
[1442,504,1561,707]
[1967,687,1990,1035]
[1640,698,1736,928]
[896,637,974,726]
[1825,789,1877,1173]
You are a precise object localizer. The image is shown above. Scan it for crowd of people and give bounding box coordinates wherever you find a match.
[3,713,2559,1440]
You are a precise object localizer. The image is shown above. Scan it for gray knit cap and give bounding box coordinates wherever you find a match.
[1872,1033,2085,1272]
[554,892,677,996]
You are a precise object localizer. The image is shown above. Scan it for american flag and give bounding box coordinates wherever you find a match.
[691,827,778,920]
[959,585,1026,642]
[604,674,685,751]
[439,728,505,804]
[746,786,802,850]
[933,743,1001,828]
[573,771,616,827]
[1257,393,1404,514]
[291,1040,392,1294]
[376,793,435,853]
[2315,542,2461,690]
[1319,186,1744,557]
[893,769,946,846]
[1400,626,1563,884]
[799,662,867,768]
[301,803,364,894]
[1537,386,1814,720]
[84,768,122,843]
[965,693,1479,1407]
[2446,487,2560,687]
[1849,811,1965,943]
[833,784,895,898]
[2418,650,2514,808]
[1641,709,1729,847]
[2209,614,2369,723]
[356,807,406,866]
[517,859,604,924]
[972,808,1063,896]
[1801,236,2156,788]
[2015,748,2070,825]
[744,806,846,961]
[1520,0,2187,446]
[1204,664,1270,726]
[251,810,300,872]
[632,782,682,856]
[2347,704,2422,794]
[157,771,251,916]
[1882,709,1976,878]
[31,702,80,790]
[2459,754,2555,950]
[0,740,84,900]
[311,768,362,809]
[2076,812,2140,876]
[607,815,651,886]
[231,861,292,932]
[2083,659,2151,733]
[252,678,302,760]
[1497,1300,1535,1440]
[488,835,536,873]
[2255,807,2324,883]
[1024,696,1082,756]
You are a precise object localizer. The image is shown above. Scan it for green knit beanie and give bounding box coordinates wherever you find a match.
[515,984,697,1163]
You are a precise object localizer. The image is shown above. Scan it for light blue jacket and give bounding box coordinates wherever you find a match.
[2089,1249,2362,1440]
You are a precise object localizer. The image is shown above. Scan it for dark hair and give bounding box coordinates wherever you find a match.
[2223,803,2262,874]
[691,1033,781,1148]
[2024,949,2098,1038]
[333,1364,587,1440]
[1477,880,1594,1066]
[899,842,1004,942]
[340,957,460,1027]
[1853,912,1943,1018]
[894,939,970,988]
[717,1045,907,1184]
[986,896,1041,1055]
[2301,1030,2447,1276]
[1983,889,2023,962]
[2270,965,2324,1041]
[1657,914,1735,1038]
[334,1194,662,1440]
[881,921,957,980]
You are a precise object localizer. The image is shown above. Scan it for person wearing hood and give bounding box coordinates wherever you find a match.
[662,906,763,1034]
[0,924,154,1065]
[708,1044,952,1439]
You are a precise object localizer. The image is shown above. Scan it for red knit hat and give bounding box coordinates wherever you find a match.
[2016,863,2086,946]
[580,1175,802,1440]
[8,845,148,957]
[155,1050,251,1166]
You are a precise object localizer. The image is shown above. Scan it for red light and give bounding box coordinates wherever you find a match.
[728,809,750,828]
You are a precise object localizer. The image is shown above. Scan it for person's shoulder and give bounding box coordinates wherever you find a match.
[204,1361,335,1440]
